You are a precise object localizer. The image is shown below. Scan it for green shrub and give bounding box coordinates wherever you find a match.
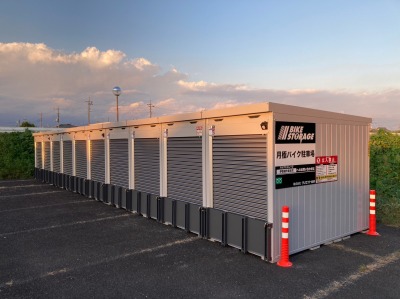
[0,130,34,179]
[370,130,400,226]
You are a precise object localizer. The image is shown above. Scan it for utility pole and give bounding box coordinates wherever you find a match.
[55,107,60,127]
[85,97,93,125]
[40,112,43,128]
[147,100,155,118]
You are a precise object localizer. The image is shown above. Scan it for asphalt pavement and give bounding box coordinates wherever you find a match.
[0,179,399,299]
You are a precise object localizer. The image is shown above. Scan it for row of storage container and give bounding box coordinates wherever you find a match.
[35,168,271,259]
[34,102,372,262]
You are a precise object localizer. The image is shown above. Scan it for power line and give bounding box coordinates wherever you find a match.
[55,107,60,127]
[85,97,93,125]
[147,100,155,118]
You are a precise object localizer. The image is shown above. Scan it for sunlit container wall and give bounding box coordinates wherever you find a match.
[33,102,371,263]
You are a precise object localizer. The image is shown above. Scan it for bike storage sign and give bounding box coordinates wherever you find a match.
[275,121,316,189]
[275,121,340,189]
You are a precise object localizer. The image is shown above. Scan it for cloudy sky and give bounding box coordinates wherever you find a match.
[0,1,399,128]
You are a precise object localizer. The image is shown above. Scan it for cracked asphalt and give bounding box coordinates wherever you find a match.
[0,179,399,298]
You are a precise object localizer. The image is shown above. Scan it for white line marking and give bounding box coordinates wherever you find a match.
[0,179,35,184]
[0,214,130,237]
[0,200,92,213]
[304,250,400,299]
[0,184,45,190]
[0,237,196,289]
[0,190,64,199]
[46,268,68,276]
[330,243,380,260]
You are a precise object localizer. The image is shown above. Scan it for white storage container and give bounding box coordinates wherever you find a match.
[34,102,371,262]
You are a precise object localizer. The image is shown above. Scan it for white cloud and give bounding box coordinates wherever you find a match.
[209,100,254,110]
[0,42,62,63]
[0,42,398,129]
[52,97,73,108]
[157,98,176,106]
[177,80,215,91]
[287,89,319,95]
[128,58,154,71]
[129,102,142,108]
[79,47,125,67]
[0,43,126,67]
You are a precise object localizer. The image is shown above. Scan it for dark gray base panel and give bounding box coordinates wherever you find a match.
[33,179,272,262]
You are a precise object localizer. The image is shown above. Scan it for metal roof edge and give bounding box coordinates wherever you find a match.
[158,112,203,123]
[268,102,372,123]
[32,102,372,137]
[201,102,271,119]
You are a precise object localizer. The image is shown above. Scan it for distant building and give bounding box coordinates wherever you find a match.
[57,124,77,128]
[369,127,396,135]
[0,127,63,133]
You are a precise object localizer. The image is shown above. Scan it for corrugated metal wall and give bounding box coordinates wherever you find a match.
[110,139,129,188]
[134,138,160,195]
[213,135,268,220]
[90,140,105,183]
[75,140,87,179]
[35,142,42,168]
[52,141,60,173]
[167,137,203,204]
[43,142,51,170]
[62,141,73,176]
[273,123,370,260]
[33,104,371,263]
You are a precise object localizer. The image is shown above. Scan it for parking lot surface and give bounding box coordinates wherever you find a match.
[0,180,399,298]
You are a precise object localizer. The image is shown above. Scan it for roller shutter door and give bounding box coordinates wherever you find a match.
[134,138,159,195]
[213,135,267,220]
[167,137,202,204]
[63,141,73,175]
[91,140,105,183]
[44,142,51,170]
[75,140,87,179]
[36,142,42,168]
[53,141,60,173]
[110,139,129,188]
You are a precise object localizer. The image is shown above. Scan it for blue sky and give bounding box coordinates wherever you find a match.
[0,0,399,128]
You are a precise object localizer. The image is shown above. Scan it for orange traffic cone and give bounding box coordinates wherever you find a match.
[277,206,293,267]
[367,190,380,236]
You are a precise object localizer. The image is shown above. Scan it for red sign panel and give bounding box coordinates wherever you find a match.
[316,155,337,165]
[315,155,338,183]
